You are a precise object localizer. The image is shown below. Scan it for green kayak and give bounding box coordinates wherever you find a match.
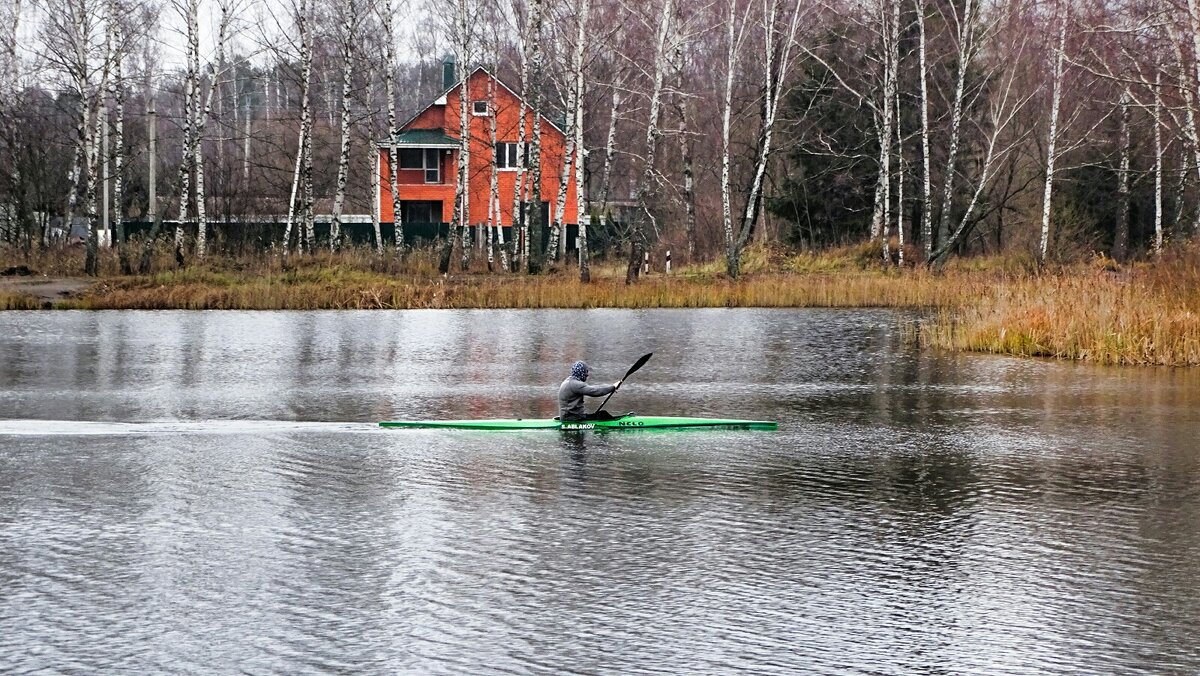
[379,415,777,431]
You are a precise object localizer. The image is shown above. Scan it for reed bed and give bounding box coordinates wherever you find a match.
[57,268,982,310]
[920,250,1200,366]
[5,241,1200,366]
[0,291,43,310]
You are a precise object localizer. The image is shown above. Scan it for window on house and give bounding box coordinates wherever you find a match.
[472,100,489,116]
[495,142,520,170]
[399,148,423,169]
[398,147,442,182]
[424,148,441,183]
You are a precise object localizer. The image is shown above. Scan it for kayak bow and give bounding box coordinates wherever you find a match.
[379,415,777,431]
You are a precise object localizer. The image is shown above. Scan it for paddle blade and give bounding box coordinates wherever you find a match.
[595,353,652,414]
[622,352,653,380]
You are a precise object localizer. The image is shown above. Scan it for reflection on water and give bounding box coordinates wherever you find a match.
[2,309,1199,673]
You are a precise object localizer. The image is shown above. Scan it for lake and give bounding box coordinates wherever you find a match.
[2,309,1199,673]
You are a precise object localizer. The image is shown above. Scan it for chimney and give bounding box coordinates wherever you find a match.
[442,55,457,91]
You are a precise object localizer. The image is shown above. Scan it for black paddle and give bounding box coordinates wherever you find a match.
[595,352,653,414]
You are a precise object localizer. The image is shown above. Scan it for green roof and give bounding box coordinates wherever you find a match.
[391,129,459,147]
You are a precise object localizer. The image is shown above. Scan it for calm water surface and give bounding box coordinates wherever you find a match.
[2,309,1199,674]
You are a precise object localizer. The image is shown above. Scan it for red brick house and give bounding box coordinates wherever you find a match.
[377,66,580,247]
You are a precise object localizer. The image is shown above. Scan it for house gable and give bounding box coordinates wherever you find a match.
[396,67,567,142]
[377,66,579,234]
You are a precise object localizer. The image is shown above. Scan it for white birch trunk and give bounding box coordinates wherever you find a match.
[573,0,590,279]
[485,75,508,271]
[1175,151,1189,241]
[936,0,974,248]
[916,0,932,258]
[1039,14,1067,263]
[629,0,673,284]
[547,99,575,260]
[1187,0,1200,226]
[441,0,471,273]
[111,0,128,272]
[549,0,589,264]
[525,0,546,273]
[1171,27,1200,235]
[329,0,355,251]
[175,0,198,258]
[1113,89,1131,261]
[372,141,382,254]
[678,106,696,262]
[726,0,802,277]
[720,0,742,273]
[242,92,251,182]
[599,78,621,210]
[896,86,904,266]
[192,1,229,260]
[382,0,403,249]
[871,0,897,244]
[283,126,304,255]
[301,0,315,253]
[510,33,530,271]
[1154,71,1164,254]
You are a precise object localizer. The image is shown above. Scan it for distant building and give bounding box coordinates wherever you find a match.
[377,63,580,249]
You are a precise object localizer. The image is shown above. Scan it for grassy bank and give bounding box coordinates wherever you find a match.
[3,243,1198,366]
[918,250,1200,366]
[1,242,988,310]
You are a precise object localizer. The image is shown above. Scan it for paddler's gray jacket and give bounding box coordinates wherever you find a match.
[558,377,616,420]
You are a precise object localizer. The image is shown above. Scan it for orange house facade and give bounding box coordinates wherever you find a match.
[377,67,579,245]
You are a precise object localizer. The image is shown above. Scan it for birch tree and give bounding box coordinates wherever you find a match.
[723,0,804,278]
[524,0,547,273]
[547,0,590,264]
[627,0,673,284]
[1039,8,1067,263]
[915,0,933,258]
[1154,69,1164,254]
[1112,88,1131,261]
[927,25,1033,266]
[109,0,131,273]
[0,0,21,243]
[282,0,314,256]
[572,0,590,280]
[438,0,471,273]
[380,0,403,249]
[598,69,624,211]
[329,0,360,251]
[674,45,697,262]
[39,0,109,273]
[508,6,531,271]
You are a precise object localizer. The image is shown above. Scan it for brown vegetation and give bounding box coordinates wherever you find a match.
[918,249,1200,366]
[3,243,1199,366]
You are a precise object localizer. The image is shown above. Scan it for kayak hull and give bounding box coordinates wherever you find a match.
[379,415,777,431]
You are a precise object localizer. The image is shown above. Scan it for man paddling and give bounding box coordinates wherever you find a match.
[558,361,622,422]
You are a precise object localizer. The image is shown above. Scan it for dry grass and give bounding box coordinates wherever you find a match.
[0,291,43,310]
[5,241,1200,366]
[919,248,1200,366]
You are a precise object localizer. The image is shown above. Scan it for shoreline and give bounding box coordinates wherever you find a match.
[3,248,1198,366]
[0,276,94,306]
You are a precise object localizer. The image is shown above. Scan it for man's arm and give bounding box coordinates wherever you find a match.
[575,381,618,397]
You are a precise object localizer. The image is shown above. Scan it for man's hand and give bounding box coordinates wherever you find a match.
[614,379,623,389]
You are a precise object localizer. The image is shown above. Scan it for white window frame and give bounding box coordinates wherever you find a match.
[495,142,520,171]
[398,147,424,170]
[423,148,441,184]
[472,100,490,116]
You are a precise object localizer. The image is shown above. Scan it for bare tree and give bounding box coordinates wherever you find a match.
[723,0,803,278]
[627,0,673,284]
[329,0,361,251]
[1038,7,1067,263]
